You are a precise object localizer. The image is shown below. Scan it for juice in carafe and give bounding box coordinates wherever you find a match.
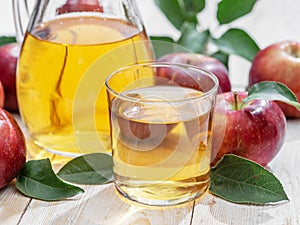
[17,16,153,157]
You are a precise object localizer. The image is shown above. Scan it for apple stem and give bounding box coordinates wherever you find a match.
[234,91,238,110]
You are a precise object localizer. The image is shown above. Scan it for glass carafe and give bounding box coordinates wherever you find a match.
[13,0,153,158]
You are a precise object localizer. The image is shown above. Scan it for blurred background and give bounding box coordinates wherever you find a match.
[1,0,300,89]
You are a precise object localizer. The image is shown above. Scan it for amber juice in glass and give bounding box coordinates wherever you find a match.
[106,63,218,206]
[17,15,153,157]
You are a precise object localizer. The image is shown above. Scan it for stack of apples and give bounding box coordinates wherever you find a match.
[157,40,300,167]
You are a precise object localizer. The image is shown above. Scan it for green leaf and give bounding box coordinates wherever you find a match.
[183,0,205,14]
[182,0,205,23]
[57,153,113,185]
[210,50,229,68]
[0,36,17,46]
[16,159,84,201]
[150,36,191,58]
[154,0,186,30]
[212,28,260,61]
[150,36,175,43]
[217,0,257,24]
[177,25,210,53]
[243,81,300,110]
[210,154,289,204]
[151,36,175,58]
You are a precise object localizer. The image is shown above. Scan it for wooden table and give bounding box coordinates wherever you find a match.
[1,114,299,225]
[1,0,300,224]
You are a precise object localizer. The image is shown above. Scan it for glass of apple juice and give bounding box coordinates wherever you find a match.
[105,62,219,206]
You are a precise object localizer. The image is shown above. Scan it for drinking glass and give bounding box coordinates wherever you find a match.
[13,0,153,158]
[106,62,219,206]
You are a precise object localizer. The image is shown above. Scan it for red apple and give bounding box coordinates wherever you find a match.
[0,108,26,188]
[211,91,286,166]
[157,52,231,93]
[0,43,19,112]
[56,0,104,14]
[249,40,300,118]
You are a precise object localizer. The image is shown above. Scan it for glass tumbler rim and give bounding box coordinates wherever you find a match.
[105,61,219,103]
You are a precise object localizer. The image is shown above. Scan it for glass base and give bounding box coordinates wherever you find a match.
[25,139,74,164]
[26,131,111,161]
[33,141,83,158]
[26,137,111,165]
[114,179,209,207]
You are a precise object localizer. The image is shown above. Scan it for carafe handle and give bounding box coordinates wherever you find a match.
[12,0,31,43]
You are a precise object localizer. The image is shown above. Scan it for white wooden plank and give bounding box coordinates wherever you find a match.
[18,183,194,225]
[0,182,31,224]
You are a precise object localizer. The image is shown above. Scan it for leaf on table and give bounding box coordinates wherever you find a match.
[154,0,186,30]
[16,159,84,201]
[209,154,289,205]
[177,24,210,53]
[243,81,300,110]
[217,0,258,25]
[0,36,17,46]
[212,28,260,61]
[57,153,113,185]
